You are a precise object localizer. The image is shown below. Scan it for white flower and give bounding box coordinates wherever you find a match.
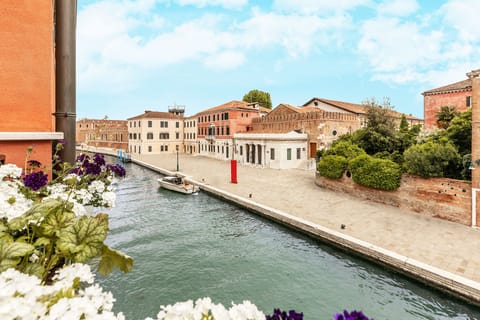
[0,163,22,179]
[0,180,33,221]
[228,300,265,320]
[88,180,106,194]
[101,191,116,208]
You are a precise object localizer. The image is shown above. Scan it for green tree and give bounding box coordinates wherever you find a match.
[324,140,366,161]
[436,106,459,129]
[399,114,409,132]
[403,141,461,178]
[353,97,401,155]
[446,109,471,156]
[242,89,272,109]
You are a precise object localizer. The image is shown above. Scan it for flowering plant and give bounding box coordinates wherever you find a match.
[266,308,303,320]
[0,151,132,284]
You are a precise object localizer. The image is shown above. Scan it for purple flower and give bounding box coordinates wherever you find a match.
[24,171,48,191]
[83,162,102,175]
[76,154,90,163]
[28,160,42,168]
[266,308,303,320]
[334,310,371,320]
[106,164,126,177]
[93,153,106,166]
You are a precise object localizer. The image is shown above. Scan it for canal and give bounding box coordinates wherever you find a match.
[97,162,480,319]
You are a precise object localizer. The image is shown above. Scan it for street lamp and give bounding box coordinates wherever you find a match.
[176,145,179,171]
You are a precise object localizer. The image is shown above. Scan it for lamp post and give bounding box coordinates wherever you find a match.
[176,145,179,172]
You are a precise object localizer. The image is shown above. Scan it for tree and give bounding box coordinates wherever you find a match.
[436,106,459,129]
[353,97,401,155]
[242,89,272,109]
[403,141,461,178]
[399,114,409,132]
[446,109,471,156]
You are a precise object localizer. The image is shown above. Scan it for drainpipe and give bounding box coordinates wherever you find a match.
[54,0,77,164]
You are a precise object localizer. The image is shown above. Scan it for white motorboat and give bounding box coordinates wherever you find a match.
[157,176,200,194]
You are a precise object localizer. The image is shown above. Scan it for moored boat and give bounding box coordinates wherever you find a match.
[157,176,199,194]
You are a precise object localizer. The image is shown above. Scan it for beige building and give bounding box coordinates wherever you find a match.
[183,115,197,154]
[127,110,184,155]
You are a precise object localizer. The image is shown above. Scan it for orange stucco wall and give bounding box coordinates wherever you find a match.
[0,141,53,172]
[0,1,55,169]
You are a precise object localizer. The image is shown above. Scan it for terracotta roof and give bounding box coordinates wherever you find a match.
[422,79,472,95]
[303,97,366,114]
[303,97,422,121]
[197,100,266,114]
[127,110,183,120]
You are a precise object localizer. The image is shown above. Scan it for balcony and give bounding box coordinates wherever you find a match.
[205,135,215,141]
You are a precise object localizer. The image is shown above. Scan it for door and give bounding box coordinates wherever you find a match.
[309,142,317,158]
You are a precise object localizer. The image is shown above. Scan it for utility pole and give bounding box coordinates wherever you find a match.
[55,0,77,164]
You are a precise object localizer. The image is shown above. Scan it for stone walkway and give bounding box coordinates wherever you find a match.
[133,153,480,286]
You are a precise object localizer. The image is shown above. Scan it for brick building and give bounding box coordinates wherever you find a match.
[0,2,63,170]
[76,119,128,150]
[422,76,473,130]
[196,100,269,160]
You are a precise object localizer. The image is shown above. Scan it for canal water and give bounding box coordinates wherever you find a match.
[97,162,480,319]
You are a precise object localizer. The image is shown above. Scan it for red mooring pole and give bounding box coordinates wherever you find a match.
[230,159,237,183]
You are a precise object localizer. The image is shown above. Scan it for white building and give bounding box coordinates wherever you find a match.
[127,110,184,155]
[183,115,197,155]
[233,131,308,169]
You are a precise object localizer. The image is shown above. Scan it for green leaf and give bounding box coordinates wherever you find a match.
[33,237,51,247]
[98,245,134,275]
[22,263,45,279]
[0,241,35,272]
[57,215,108,262]
[0,222,12,242]
[39,206,76,237]
[8,199,70,231]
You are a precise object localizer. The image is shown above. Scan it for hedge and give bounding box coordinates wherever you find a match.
[349,154,402,190]
[317,155,348,179]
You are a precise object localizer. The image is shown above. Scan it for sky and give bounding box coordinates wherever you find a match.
[77,0,480,120]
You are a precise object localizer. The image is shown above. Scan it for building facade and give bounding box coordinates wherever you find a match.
[422,76,473,130]
[196,100,269,160]
[183,115,197,154]
[127,110,184,155]
[76,119,128,150]
[233,131,308,169]
[0,1,63,170]
[251,103,362,157]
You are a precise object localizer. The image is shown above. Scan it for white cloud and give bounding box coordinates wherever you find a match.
[376,0,419,16]
[440,0,480,42]
[237,9,351,57]
[176,0,248,9]
[272,0,371,15]
[203,51,246,69]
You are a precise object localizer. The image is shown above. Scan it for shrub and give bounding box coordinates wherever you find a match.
[349,155,402,190]
[317,155,348,179]
[324,141,366,161]
[403,141,461,178]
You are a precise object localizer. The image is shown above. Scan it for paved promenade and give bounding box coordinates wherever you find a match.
[89,147,480,304]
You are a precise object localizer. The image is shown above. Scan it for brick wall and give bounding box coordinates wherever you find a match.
[424,91,471,129]
[315,173,472,225]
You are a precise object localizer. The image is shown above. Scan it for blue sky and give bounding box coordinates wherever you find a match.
[77,0,480,120]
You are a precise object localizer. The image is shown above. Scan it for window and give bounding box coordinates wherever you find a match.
[240,146,243,156]
[226,126,230,135]
[165,146,168,152]
[176,132,179,139]
[176,122,179,128]
[467,96,472,107]
[287,148,292,160]
[147,132,153,139]
[129,133,132,139]
[148,121,152,127]
[139,134,141,140]
[270,148,275,160]
[133,133,137,139]
[148,146,152,152]
[225,113,229,120]
[160,146,164,152]
[297,148,301,159]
